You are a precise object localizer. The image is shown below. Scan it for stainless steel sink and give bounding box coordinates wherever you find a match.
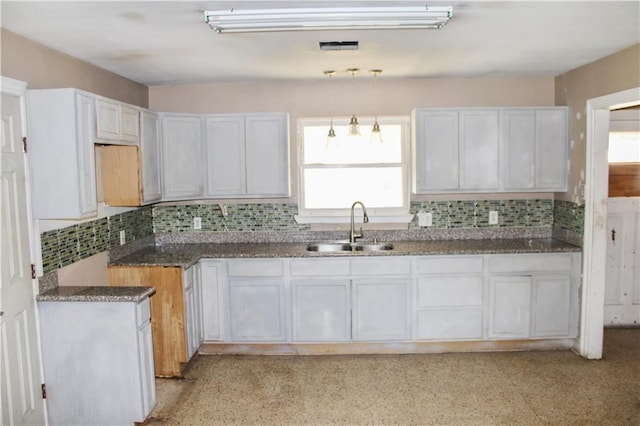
[306,241,394,252]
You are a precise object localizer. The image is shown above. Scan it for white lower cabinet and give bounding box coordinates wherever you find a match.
[292,279,350,341]
[197,252,579,346]
[183,265,203,359]
[352,279,411,341]
[227,259,287,342]
[415,256,485,340]
[38,298,155,426]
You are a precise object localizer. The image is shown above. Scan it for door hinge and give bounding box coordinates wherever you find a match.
[31,264,36,279]
[41,383,47,399]
[22,137,27,153]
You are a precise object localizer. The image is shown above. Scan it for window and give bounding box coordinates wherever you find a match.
[608,132,640,163]
[297,117,410,221]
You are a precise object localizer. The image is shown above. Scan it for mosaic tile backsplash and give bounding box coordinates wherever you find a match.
[40,199,585,274]
[40,206,153,274]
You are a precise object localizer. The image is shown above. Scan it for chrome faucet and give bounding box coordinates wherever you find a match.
[350,201,369,244]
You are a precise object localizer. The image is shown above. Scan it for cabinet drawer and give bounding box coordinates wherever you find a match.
[417,275,483,307]
[489,254,572,273]
[290,259,350,276]
[351,258,411,276]
[417,256,483,274]
[227,259,284,277]
[416,308,483,340]
[136,298,151,326]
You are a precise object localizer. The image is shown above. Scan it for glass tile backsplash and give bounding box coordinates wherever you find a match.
[40,199,584,274]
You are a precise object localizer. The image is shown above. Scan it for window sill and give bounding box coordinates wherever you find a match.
[294,214,414,225]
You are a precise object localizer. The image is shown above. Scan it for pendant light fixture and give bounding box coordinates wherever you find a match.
[324,70,337,148]
[369,69,383,144]
[347,68,361,137]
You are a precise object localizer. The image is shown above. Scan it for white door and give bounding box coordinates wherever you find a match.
[351,279,410,341]
[604,198,640,325]
[1,79,45,425]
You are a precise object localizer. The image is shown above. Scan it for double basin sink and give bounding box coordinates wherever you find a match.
[306,241,394,253]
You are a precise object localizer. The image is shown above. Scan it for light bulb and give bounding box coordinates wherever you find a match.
[370,121,383,144]
[348,115,360,137]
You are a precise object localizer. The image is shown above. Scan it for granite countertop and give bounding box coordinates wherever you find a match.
[109,238,582,268]
[37,286,155,302]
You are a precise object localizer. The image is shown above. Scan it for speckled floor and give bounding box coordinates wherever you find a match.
[148,329,639,425]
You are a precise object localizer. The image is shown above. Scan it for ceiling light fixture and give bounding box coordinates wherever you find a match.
[324,70,337,149]
[369,69,383,144]
[347,68,361,137]
[204,6,453,34]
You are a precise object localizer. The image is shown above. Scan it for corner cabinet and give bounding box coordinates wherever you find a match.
[160,113,204,200]
[108,265,202,377]
[26,89,97,219]
[412,107,568,194]
[204,113,290,198]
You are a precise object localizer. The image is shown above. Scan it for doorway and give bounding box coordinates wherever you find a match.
[580,87,640,359]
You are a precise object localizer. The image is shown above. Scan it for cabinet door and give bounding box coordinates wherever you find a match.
[245,114,290,196]
[536,108,567,190]
[459,110,500,190]
[95,98,121,140]
[140,111,162,203]
[413,110,459,192]
[161,114,203,199]
[204,115,246,196]
[229,280,287,341]
[503,109,536,190]
[530,275,571,337]
[76,93,98,216]
[120,104,140,143]
[292,280,350,341]
[352,279,410,341]
[138,320,156,416]
[489,276,531,338]
[200,261,225,341]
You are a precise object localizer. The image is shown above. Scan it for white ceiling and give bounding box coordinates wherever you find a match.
[2,1,639,86]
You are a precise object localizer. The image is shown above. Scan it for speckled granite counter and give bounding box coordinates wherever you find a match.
[37,286,155,302]
[110,238,581,268]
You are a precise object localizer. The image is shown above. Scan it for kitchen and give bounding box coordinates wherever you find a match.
[1,1,639,425]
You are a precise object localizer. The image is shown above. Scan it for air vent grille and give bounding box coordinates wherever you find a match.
[319,41,359,51]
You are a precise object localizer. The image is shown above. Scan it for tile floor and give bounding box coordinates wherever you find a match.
[148,328,639,425]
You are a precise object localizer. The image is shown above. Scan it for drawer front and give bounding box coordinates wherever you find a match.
[489,253,572,273]
[290,259,350,276]
[227,259,284,277]
[351,258,411,276]
[417,256,483,274]
[416,308,483,340]
[136,297,151,326]
[417,275,484,307]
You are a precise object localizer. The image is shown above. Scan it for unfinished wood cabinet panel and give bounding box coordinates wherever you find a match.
[109,266,187,377]
[609,163,640,197]
[101,145,142,206]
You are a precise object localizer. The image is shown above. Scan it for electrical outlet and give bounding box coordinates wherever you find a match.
[417,211,433,227]
[193,217,202,230]
[489,211,499,225]
[119,230,126,245]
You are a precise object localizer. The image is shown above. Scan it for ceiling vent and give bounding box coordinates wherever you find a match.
[319,41,359,51]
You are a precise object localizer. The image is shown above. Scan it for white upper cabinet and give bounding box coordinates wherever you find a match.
[140,110,162,203]
[26,89,97,219]
[205,113,290,198]
[95,98,140,144]
[503,107,568,191]
[160,113,204,200]
[413,108,499,193]
[413,107,568,193]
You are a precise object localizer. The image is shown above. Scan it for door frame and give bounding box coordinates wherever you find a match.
[580,86,640,359]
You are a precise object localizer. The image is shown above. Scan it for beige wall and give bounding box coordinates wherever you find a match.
[555,43,640,203]
[1,29,148,107]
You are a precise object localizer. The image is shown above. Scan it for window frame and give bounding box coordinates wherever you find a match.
[296,116,412,223]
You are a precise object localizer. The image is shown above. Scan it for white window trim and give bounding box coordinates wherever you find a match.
[295,116,412,224]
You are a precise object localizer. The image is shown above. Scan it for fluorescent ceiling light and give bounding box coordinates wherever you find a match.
[204,6,453,34]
